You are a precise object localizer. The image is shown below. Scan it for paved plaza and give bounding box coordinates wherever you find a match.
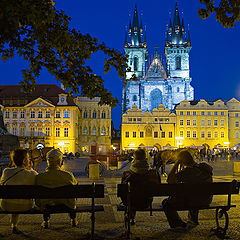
[0,158,239,239]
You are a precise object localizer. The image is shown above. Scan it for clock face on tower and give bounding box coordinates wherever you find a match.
[61,97,65,103]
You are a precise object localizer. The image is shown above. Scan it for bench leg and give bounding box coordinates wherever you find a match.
[210,208,229,239]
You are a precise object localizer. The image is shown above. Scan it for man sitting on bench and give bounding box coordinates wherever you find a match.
[35,149,78,228]
[162,150,213,231]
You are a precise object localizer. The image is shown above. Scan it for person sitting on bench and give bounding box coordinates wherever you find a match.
[121,148,161,225]
[35,149,78,228]
[0,149,37,234]
[162,150,213,231]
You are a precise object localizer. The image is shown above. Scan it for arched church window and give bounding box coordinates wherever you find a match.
[92,127,96,136]
[92,110,97,119]
[101,111,106,119]
[176,56,181,70]
[83,111,88,118]
[101,127,106,136]
[133,95,137,101]
[134,57,138,72]
[83,127,87,135]
[150,88,162,111]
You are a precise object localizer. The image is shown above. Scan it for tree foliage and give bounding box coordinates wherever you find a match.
[0,0,129,107]
[198,0,240,28]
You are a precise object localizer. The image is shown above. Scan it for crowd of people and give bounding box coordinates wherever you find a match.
[0,146,213,234]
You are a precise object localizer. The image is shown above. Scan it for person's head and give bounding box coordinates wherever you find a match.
[12,149,29,168]
[178,150,196,167]
[133,148,146,161]
[130,149,149,174]
[47,149,63,167]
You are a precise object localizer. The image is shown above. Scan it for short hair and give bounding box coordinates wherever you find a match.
[12,149,28,167]
[47,149,63,167]
[134,149,146,161]
[178,150,195,166]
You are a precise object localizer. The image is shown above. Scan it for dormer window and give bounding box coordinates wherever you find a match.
[57,93,68,105]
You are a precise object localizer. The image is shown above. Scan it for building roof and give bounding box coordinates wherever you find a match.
[0,84,76,107]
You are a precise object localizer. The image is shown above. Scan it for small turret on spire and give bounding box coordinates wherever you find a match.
[187,30,191,46]
[181,18,185,32]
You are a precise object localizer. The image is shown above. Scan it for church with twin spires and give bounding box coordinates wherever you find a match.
[122,3,194,114]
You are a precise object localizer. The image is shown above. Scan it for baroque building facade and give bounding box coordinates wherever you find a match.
[122,3,194,114]
[121,99,240,151]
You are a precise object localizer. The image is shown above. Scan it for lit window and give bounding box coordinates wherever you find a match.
[20,111,25,118]
[55,111,60,118]
[64,111,69,118]
[140,131,144,138]
[64,128,68,137]
[101,127,106,136]
[133,132,136,138]
[193,131,197,138]
[55,128,60,137]
[92,111,97,119]
[83,111,88,118]
[101,111,106,119]
[38,111,43,118]
[154,132,158,138]
[12,111,17,119]
[169,132,173,138]
[92,127,96,136]
[83,127,87,135]
[125,131,129,138]
[46,127,50,136]
[46,111,50,118]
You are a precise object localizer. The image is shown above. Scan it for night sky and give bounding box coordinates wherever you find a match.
[0,0,239,129]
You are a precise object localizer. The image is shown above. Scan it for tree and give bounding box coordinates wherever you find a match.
[198,0,240,28]
[0,0,129,107]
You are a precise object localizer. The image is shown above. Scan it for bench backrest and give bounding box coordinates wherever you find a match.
[117,180,239,198]
[0,183,104,199]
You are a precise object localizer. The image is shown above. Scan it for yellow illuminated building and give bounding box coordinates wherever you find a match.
[0,85,79,153]
[175,99,229,149]
[121,104,176,151]
[226,98,240,147]
[75,97,111,155]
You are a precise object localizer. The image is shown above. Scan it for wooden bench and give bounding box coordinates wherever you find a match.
[117,180,239,239]
[0,183,104,239]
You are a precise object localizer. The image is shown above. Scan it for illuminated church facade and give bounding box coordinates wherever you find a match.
[122,3,194,114]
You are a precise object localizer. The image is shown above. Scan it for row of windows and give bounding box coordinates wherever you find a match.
[168,49,187,54]
[82,127,107,136]
[179,119,225,126]
[179,111,226,116]
[83,111,106,119]
[127,118,170,122]
[10,127,69,137]
[179,130,225,139]
[5,111,70,119]
[125,131,173,139]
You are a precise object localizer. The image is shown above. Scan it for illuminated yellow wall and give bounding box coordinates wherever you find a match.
[175,99,229,149]
[226,98,240,147]
[75,97,111,154]
[121,104,176,151]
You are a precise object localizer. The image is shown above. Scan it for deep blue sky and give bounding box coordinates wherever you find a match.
[0,0,239,129]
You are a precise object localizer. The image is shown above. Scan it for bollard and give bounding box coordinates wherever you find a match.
[89,163,100,180]
[233,162,240,176]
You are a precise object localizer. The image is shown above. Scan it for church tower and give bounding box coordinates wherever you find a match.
[165,2,191,79]
[124,4,148,79]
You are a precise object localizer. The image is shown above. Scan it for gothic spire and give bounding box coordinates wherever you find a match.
[173,2,181,29]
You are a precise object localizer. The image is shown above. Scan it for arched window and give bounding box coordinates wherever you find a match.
[92,127,96,136]
[133,95,137,101]
[101,127,106,136]
[134,57,138,72]
[176,56,181,70]
[83,127,87,135]
[83,111,88,118]
[92,110,97,119]
[177,87,180,92]
[101,111,106,119]
[150,88,162,111]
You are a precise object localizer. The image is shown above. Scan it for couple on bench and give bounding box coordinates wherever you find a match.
[0,148,78,234]
[121,149,213,232]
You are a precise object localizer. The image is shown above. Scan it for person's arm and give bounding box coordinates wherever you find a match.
[167,161,181,184]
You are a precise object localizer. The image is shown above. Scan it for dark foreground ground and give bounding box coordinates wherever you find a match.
[0,157,239,240]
